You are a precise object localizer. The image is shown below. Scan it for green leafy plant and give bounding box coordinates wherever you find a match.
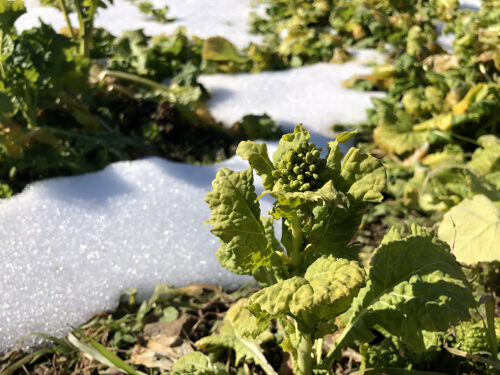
[126,0,174,23]
[203,126,476,374]
[41,0,113,57]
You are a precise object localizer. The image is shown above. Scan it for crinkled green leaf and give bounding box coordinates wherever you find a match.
[249,257,365,328]
[273,180,344,212]
[302,256,365,321]
[329,225,475,359]
[202,36,246,63]
[249,276,309,319]
[261,216,284,255]
[271,180,358,260]
[236,141,275,190]
[300,181,360,257]
[204,168,274,275]
[438,195,500,264]
[254,216,286,285]
[171,352,226,375]
[196,299,278,375]
[337,147,386,202]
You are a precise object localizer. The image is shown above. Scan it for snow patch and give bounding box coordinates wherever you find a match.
[200,63,384,137]
[16,0,264,48]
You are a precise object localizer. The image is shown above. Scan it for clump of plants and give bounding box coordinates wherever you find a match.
[202,125,476,374]
[0,0,284,196]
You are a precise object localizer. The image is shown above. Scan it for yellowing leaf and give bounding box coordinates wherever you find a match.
[202,36,246,63]
[438,195,500,264]
[413,112,453,132]
[452,83,489,115]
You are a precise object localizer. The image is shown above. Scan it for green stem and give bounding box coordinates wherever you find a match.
[315,338,323,365]
[57,0,76,40]
[73,0,87,56]
[99,69,172,93]
[0,30,6,80]
[484,296,498,359]
[297,332,313,375]
[289,215,303,269]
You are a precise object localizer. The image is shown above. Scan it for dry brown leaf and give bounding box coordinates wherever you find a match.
[130,314,196,370]
[130,341,193,370]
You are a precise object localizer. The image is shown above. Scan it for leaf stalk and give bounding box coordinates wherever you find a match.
[57,0,76,40]
[296,332,313,375]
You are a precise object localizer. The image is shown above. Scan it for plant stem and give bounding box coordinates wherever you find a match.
[289,215,303,269]
[72,0,88,57]
[315,338,323,365]
[99,69,172,93]
[0,30,6,80]
[297,332,313,375]
[57,0,76,40]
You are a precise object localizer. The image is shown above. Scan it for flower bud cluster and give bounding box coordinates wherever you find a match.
[272,142,326,192]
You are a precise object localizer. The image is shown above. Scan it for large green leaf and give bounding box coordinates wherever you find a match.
[438,195,500,264]
[337,147,386,203]
[327,225,475,362]
[236,141,275,190]
[204,168,274,275]
[196,299,278,375]
[249,257,365,328]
